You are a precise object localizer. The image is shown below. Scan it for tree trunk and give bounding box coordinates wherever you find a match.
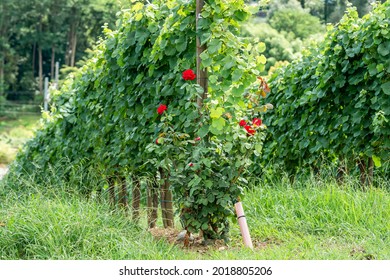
[196,0,208,109]
[0,57,4,95]
[147,182,158,228]
[118,176,129,212]
[336,157,347,185]
[32,43,36,77]
[324,0,328,23]
[367,157,374,186]
[131,177,141,222]
[65,30,70,66]
[70,31,77,67]
[38,45,43,93]
[66,19,78,67]
[50,45,55,79]
[65,21,76,66]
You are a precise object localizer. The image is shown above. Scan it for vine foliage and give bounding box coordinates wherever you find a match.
[264,2,390,183]
[11,0,270,240]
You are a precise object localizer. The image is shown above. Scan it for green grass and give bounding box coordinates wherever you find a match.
[0,114,40,165]
[1,173,389,260]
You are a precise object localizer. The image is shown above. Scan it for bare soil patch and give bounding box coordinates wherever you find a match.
[148,227,271,254]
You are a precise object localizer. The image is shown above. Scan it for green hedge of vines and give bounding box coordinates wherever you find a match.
[263,2,390,175]
[11,0,270,239]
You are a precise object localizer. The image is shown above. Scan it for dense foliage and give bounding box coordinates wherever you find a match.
[263,2,390,178]
[0,0,120,95]
[11,0,270,240]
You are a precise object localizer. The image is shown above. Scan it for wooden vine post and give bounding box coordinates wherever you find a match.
[196,0,208,108]
[131,177,140,221]
[117,175,128,212]
[160,168,174,228]
[147,181,159,228]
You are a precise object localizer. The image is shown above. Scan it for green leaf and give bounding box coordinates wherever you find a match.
[209,125,223,135]
[233,10,249,21]
[200,52,212,67]
[211,117,226,130]
[257,42,266,53]
[231,85,245,96]
[210,107,224,119]
[134,73,144,84]
[224,142,233,153]
[135,13,143,21]
[132,2,144,12]
[195,85,204,94]
[209,75,218,84]
[207,193,215,203]
[255,143,263,154]
[204,180,213,188]
[188,175,202,188]
[208,39,222,54]
[376,64,384,73]
[148,65,155,77]
[378,42,390,57]
[372,155,382,167]
[202,158,211,168]
[381,81,390,95]
[232,69,243,82]
[368,63,377,76]
[257,54,267,65]
[175,38,187,52]
[197,125,209,138]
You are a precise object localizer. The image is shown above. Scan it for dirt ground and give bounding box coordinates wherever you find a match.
[148,227,270,254]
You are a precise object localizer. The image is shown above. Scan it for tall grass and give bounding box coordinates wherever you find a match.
[1,167,389,260]
[240,180,390,259]
[0,181,193,260]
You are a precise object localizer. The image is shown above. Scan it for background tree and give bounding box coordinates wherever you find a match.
[1,0,120,96]
[0,0,20,95]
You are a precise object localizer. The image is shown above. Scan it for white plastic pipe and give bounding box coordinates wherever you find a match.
[234,201,253,249]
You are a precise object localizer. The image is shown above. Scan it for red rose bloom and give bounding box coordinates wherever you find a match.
[195,137,201,141]
[157,104,167,115]
[156,139,159,144]
[252,118,262,127]
[244,125,256,136]
[182,69,196,81]
[188,163,194,167]
[239,120,247,127]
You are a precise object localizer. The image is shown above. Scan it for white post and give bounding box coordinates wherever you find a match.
[44,77,49,112]
[55,61,59,89]
[235,201,253,249]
